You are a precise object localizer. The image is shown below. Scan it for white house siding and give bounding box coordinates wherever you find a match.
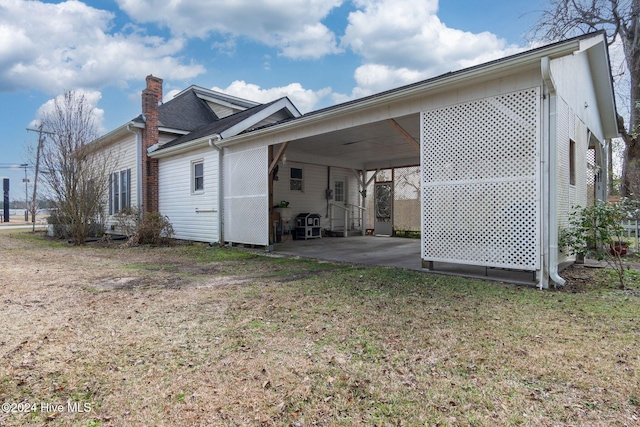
[556,98,589,263]
[272,161,359,231]
[208,103,239,119]
[421,87,542,271]
[550,51,606,142]
[159,134,178,145]
[105,134,138,232]
[552,51,602,264]
[158,146,219,243]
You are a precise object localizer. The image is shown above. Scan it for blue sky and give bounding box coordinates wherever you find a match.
[0,0,550,201]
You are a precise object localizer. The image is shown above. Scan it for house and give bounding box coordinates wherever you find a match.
[92,79,300,238]
[92,31,618,289]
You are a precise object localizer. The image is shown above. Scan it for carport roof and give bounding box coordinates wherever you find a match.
[148,31,617,165]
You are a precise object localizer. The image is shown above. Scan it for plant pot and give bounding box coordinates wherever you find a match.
[610,243,628,256]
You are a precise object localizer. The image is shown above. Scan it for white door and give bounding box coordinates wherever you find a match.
[333,177,347,231]
[374,182,393,236]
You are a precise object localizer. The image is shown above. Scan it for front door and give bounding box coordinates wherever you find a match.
[374,182,392,236]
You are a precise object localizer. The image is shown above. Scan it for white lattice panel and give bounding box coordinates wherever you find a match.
[421,88,541,270]
[587,148,597,207]
[223,145,268,245]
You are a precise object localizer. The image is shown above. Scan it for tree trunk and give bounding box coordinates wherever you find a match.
[620,8,640,197]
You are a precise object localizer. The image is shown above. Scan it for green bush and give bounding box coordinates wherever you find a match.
[562,199,630,289]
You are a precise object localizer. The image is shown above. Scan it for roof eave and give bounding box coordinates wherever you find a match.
[87,121,139,151]
[148,134,220,158]
[586,38,619,139]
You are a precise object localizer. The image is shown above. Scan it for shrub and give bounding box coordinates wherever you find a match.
[562,199,630,289]
[135,212,175,246]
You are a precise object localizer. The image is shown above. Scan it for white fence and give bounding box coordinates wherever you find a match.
[621,219,640,252]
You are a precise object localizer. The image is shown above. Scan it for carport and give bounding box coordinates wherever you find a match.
[215,33,618,289]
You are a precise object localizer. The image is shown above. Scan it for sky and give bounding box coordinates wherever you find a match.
[0,0,551,202]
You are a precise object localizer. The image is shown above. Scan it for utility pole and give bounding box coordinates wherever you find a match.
[26,125,54,231]
[20,163,28,222]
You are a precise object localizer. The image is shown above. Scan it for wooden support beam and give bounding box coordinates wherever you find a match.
[268,141,290,174]
[366,169,381,187]
[387,119,419,151]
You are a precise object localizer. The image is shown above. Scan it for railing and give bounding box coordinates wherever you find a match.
[329,202,366,237]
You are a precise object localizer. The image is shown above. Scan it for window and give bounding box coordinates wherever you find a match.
[290,167,303,191]
[109,169,131,214]
[569,139,576,186]
[193,161,204,193]
[334,180,345,202]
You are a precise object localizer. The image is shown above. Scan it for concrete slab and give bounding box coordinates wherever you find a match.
[276,235,422,269]
[274,235,537,286]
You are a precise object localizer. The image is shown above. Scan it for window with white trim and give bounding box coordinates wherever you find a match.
[569,139,576,186]
[193,160,204,193]
[109,169,131,214]
[334,180,345,202]
[290,167,303,191]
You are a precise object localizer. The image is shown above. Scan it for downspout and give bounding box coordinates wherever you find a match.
[542,57,566,288]
[126,123,142,212]
[208,135,223,244]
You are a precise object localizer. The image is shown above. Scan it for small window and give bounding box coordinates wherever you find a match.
[334,180,345,202]
[290,167,303,191]
[113,173,120,212]
[569,139,576,186]
[193,161,204,192]
[120,170,128,210]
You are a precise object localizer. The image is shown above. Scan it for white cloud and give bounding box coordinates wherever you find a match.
[0,0,205,94]
[30,90,106,133]
[211,81,332,113]
[340,0,524,98]
[115,0,343,59]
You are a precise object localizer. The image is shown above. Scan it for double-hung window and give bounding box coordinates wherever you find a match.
[290,167,303,191]
[109,169,131,214]
[192,160,204,193]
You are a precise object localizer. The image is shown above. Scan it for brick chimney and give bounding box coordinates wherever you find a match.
[141,75,162,213]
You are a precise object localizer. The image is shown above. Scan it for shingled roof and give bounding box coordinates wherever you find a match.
[133,87,218,132]
[158,98,285,150]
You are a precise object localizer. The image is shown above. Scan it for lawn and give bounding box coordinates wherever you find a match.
[0,229,638,426]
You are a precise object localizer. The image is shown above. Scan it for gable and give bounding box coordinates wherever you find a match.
[150,97,301,155]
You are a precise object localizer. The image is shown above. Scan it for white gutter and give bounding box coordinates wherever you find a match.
[207,136,224,244]
[147,133,218,158]
[542,57,566,288]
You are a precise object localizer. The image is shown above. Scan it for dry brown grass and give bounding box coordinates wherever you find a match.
[0,229,639,427]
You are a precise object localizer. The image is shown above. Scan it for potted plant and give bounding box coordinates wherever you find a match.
[275,201,292,222]
[610,240,628,256]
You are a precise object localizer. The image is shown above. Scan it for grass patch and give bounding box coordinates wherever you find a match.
[0,230,639,426]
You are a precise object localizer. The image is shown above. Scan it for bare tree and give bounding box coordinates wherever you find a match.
[534,0,640,196]
[39,91,112,244]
